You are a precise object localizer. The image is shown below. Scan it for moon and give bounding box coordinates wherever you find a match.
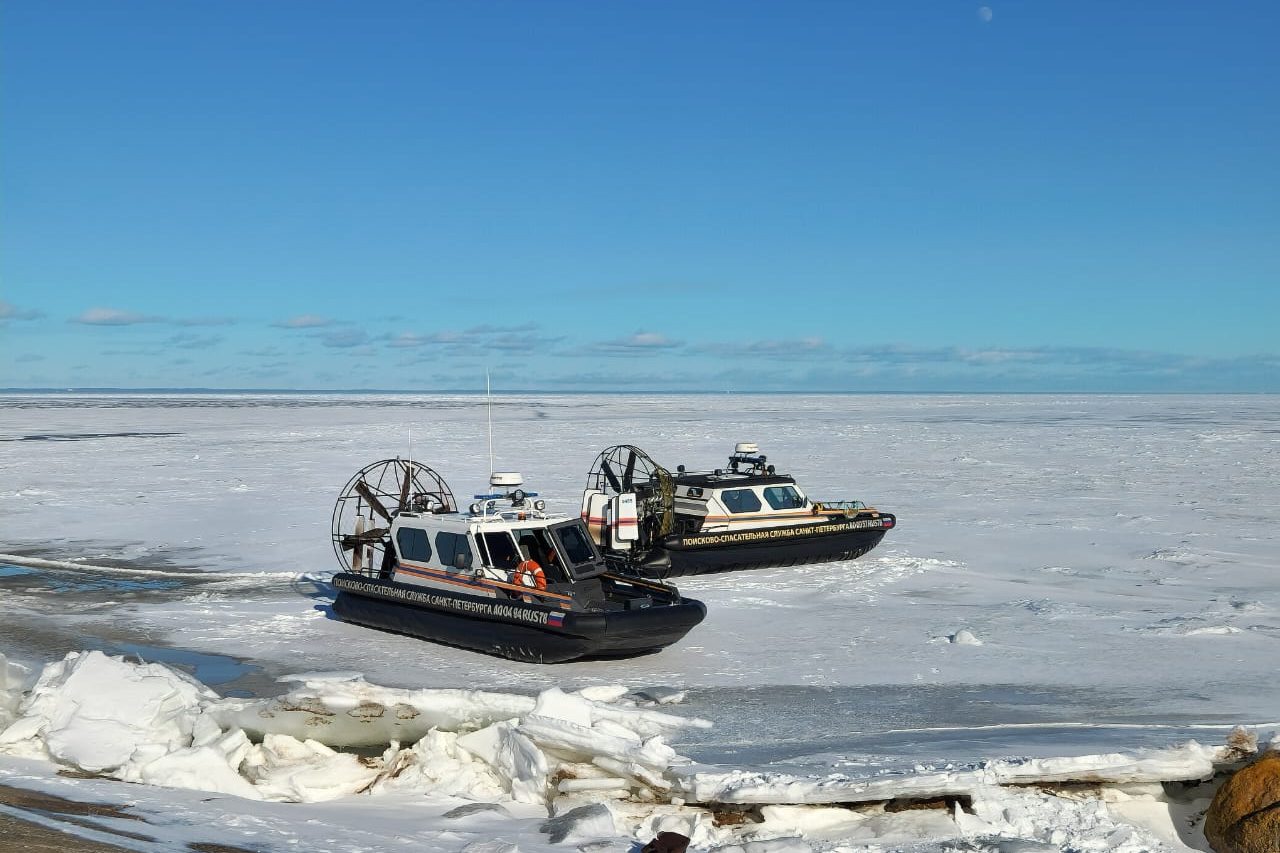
[978,5,993,22]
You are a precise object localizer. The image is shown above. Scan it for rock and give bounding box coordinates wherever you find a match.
[641,832,690,853]
[1205,750,1280,853]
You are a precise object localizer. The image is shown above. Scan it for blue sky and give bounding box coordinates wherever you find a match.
[2,1,1277,391]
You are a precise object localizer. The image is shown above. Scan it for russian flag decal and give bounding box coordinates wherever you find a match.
[548,611,565,627]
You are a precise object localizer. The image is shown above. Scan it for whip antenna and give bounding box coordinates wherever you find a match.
[486,369,494,474]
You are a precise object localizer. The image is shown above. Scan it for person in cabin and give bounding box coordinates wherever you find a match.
[540,540,563,580]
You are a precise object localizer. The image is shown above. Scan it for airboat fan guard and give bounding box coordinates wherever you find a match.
[584,445,676,540]
[330,458,457,573]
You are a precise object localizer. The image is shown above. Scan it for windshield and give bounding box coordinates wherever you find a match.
[553,521,606,579]
[556,523,597,564]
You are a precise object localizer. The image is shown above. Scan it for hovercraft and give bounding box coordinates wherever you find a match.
[329,459,705,662]
[580,443,896,578]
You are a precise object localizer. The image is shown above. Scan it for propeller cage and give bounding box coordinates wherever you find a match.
[584,445,676,542]
[331,458,457,573]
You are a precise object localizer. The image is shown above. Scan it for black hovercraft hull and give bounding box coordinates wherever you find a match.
[331,572,705,663]
[614,514,896,578]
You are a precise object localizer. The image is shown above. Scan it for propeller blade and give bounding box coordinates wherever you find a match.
[600,458,622,493]
[398,461,413,511]
[341,527,388,550]
[351,515,366,566]
[623,450,637,491]
[354,480,393,523]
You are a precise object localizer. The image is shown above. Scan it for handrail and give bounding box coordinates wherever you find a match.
[386,560,576,605]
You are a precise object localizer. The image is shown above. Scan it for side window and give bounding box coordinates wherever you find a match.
[435,532,473,570]
[395,527,432,562]
[721,488,762,514]
[482,532,520,571]
[764,486,804,510]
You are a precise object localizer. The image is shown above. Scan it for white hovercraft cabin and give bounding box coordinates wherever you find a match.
[367,473,604,605]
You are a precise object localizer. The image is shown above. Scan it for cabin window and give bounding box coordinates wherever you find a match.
[557,523,597,566]
[482,531,520,571]
[763,486,805,510]
[519,528,555,564]
[435,531,473,570]
[720,488,762,513]
[396,527,432,563]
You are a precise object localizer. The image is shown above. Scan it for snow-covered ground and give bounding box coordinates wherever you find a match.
[1,392,1277,850]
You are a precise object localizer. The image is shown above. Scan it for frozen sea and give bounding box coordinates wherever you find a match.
[0,392,1277,850]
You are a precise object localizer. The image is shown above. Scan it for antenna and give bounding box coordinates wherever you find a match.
[486,369,494,474]
[407,423,413,478]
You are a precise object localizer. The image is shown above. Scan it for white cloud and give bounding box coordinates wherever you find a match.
[274,314,333,329]
[72,307,162,326]
[464,322,539,335]
[166,332,225,350]
[696,337,832,361]
[384,326,560,354]
[488,332,564,351]
[627,332,678,348]
[386,331,469,348]
[240,345,288,358]
[0,300,43,321]
[318,328,369,348]
[582,331,685,356]
[174,316,236,327]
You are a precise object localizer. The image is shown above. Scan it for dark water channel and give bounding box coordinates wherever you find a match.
[0,561,271,697]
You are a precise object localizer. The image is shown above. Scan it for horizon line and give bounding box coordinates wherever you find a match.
[2,387,1276,397]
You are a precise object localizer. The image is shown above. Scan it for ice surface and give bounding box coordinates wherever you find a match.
[676,740,1227,805]
[0,653,30,731]
[0,650,215,771]
[1,392,1278,850]
[0,649,1261,851]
